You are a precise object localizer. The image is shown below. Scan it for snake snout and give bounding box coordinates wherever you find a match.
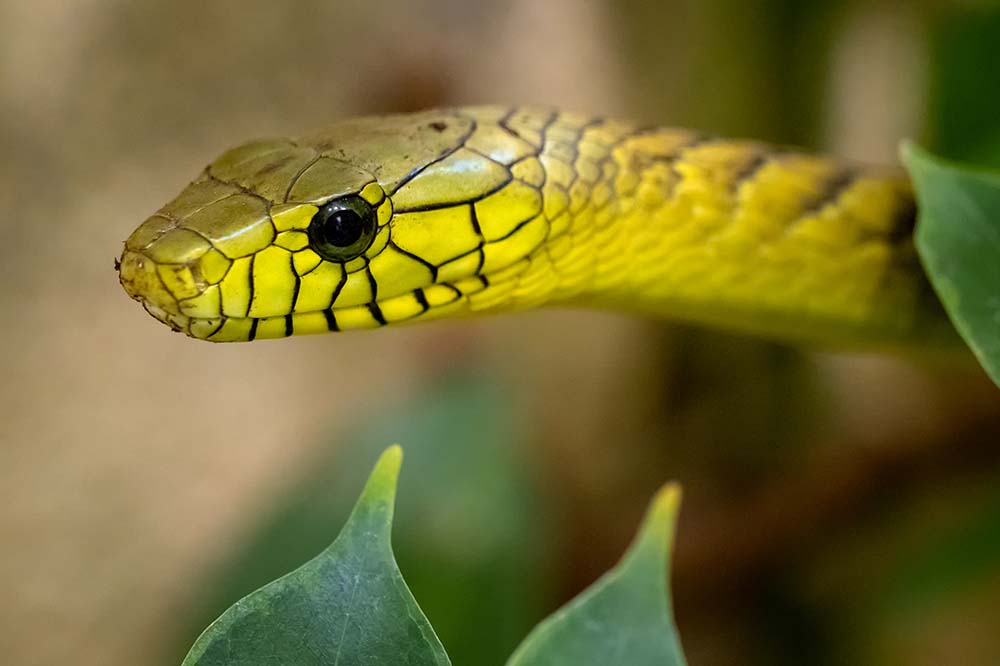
[119,216,233,325]
[118,249,180,311]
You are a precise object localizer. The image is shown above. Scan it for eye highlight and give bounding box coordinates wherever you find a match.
[307,195,378,263]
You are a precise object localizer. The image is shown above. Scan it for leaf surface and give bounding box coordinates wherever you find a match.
[507,484,687,666]
[182,446,450,666]
[904,142,1000,388]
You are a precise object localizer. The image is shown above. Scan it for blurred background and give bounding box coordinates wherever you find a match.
[3,0,1000,664]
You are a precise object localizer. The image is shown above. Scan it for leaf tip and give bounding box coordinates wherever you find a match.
[360,445,404,505]
[899,139,929,172]
[382,443,404,469]
[634,482,683,554]
[651,482,682,518]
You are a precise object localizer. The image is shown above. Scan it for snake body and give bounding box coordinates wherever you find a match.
[118,106,951,347]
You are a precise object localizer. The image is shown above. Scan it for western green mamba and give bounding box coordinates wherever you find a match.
[118,106,953,346]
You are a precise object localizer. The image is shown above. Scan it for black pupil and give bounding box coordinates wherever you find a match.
[321,208,364,247]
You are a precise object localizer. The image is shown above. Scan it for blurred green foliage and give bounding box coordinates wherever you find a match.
[182,447,687,666]
[167,372,547,666]
[927,7,1000,168]
[619,0,841,143]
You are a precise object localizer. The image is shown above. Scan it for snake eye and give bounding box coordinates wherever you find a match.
[307,195,377,263]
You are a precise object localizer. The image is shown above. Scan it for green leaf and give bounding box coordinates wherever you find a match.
[903,142,1000,388]
[171,371,545,666]
[181,446,450,666]
[507,484,687,666]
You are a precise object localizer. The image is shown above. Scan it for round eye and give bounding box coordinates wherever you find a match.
[307,195,378,263]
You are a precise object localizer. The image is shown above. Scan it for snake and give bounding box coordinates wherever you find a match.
[117,106,955,348]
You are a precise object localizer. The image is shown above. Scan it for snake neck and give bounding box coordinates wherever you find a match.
[480,113,950,348]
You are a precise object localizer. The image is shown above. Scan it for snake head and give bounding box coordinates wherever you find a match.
[119,107,556,341]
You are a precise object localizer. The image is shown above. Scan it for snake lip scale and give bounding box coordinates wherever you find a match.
[118,231,498,340]
[119,105,952,348]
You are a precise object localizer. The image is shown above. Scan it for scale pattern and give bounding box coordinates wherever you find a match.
[118,106,947,346]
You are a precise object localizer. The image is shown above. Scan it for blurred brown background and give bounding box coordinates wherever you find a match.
[3,1,1000,664]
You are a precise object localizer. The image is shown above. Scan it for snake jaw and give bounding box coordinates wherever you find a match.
[142,302,195,335]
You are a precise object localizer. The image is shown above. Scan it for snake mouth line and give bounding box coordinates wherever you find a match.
[132,275,495,342]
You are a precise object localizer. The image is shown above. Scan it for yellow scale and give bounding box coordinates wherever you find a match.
[118,105,952,348]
